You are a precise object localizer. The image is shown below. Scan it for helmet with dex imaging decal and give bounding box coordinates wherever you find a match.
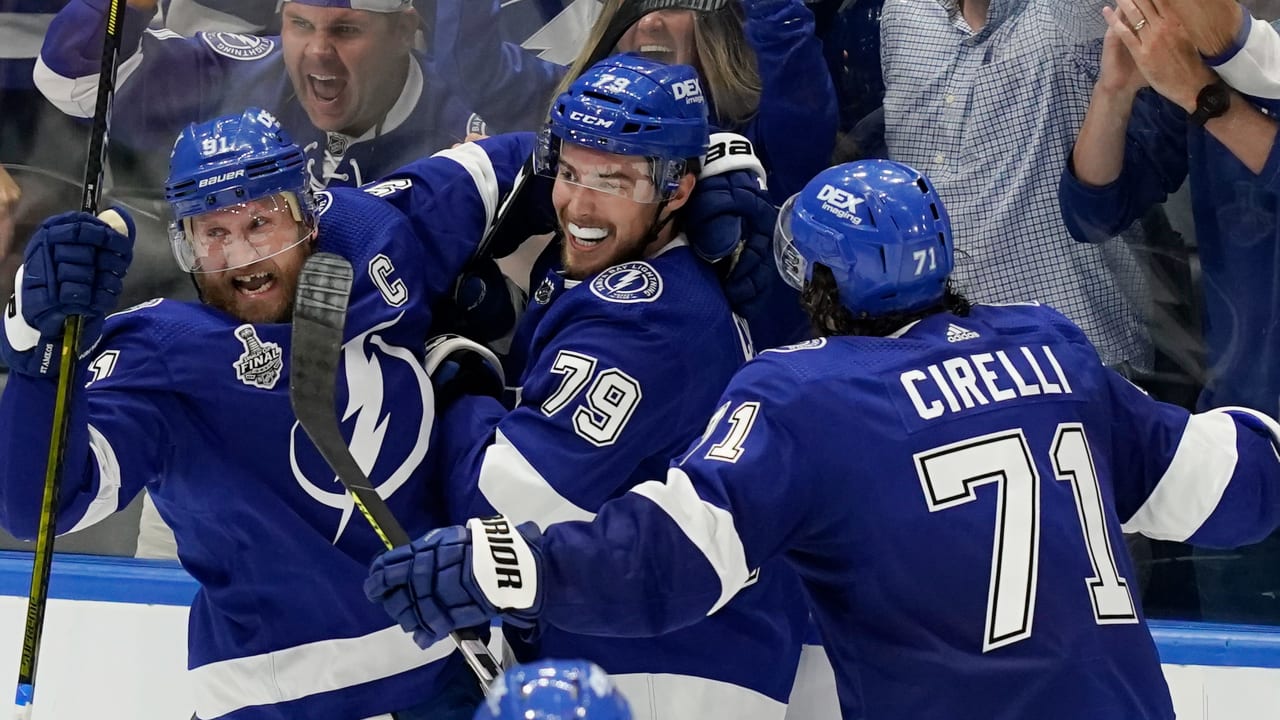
[164,107,313,273]
[774,160,954,316]
[474,659,632,720]
[538,53,710,202]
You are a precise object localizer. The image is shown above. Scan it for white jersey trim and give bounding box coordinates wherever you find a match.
[431,142,501,236]
[190,625,455,719]
[478,428,595,528]
[1121,411,1238,541]
[631,468,752,615]
[66,424,123,534]
[611,672,786,720]
[1215,15,1280,99]
[34,47,144,118]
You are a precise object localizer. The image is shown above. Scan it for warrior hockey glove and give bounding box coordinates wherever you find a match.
[365,517,544,650]
[423,334,506,410]
[1,209,134,378]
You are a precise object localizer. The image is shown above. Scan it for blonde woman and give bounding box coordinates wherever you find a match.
[445,0,838,203]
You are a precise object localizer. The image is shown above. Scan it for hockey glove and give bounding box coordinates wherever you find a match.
[448,258,525,344]
[365,517,544,650]
[423,334,506,410]
[686,133,771,264]
[1,209,134,379]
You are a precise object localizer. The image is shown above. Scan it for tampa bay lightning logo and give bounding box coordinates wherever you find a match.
[289,314,433,544]
[762,338,828,354]
[589,262,663,304]
[201,32,275,60]
[312,191,333,217]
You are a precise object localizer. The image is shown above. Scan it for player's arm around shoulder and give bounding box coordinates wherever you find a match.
[315,187,438,344]
[367,132,540,262]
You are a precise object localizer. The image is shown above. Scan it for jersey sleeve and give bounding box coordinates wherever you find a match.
[441,309,694,526]
[1106,370,1280,547]
[1058,90,1190,244]
[320,190,440,347]
[739,0,839,202]
[363,132,537,269]
[530,355,817,637]
[1207,15,1280,101]
[0,309,177,539]
[35,0,239,145]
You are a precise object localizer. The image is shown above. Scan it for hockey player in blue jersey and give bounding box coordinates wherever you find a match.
[363,159,1280,719]
[367,55,809,720]
[34,0,483,191]
[473,659,632,720]
[0,107,530,719]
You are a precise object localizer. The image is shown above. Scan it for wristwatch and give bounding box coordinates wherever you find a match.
[1189,80,1231,127]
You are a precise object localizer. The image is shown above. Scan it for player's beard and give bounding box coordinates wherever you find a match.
[559,205,670,280]
[196,256,304,325]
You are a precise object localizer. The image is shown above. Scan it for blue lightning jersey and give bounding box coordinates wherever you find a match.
[34,0,484,191]
[528,303,1280,720]
[0,187,492,719]
[435,239,810,714]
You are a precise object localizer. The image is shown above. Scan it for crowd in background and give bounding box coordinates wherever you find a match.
[1,0,1279,628]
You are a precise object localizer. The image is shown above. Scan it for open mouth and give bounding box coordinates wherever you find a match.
[233,271,276,297]
[637,44,675,63]
[307,73,346,104]
[567,222,609,251]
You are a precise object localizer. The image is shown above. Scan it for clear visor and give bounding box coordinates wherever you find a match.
[535,134,672,204]
[169,192,313,274]
[773,194,809,291]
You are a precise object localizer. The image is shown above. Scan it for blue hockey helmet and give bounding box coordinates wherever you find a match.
[164,107,313,273]
[537,54,710,202]
[474,660,632,720]
[774,160,954,317]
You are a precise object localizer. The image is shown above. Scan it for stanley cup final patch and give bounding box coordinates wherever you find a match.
[233,324,283,390]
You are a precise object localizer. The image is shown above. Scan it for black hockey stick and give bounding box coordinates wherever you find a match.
[14,1,128,717]
[289,252,502,688]
[471,0,730,262]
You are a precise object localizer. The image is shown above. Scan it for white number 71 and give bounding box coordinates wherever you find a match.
[914,424,1137,652]
[912,247,937,276]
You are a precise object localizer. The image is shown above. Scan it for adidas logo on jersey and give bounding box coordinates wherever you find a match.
[946,324,980,343]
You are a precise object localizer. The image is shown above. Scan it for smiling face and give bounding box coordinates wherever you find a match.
[616,9,699,67]
[188,195,315,324]
[281,4,416,136]
[552,143,692,280]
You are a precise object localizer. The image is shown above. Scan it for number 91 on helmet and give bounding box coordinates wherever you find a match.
[164,107,315,274]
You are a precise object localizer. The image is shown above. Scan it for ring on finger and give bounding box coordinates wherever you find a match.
[1132,18,1148,32]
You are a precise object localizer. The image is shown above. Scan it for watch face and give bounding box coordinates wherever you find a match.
[1201,84,1231,115]
[1205,87,1231,114]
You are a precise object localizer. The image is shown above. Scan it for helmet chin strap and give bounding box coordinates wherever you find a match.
[638,198,677,257]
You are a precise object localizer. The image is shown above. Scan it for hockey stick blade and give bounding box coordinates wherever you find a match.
[472,0,730,261]
[290,252,501,687]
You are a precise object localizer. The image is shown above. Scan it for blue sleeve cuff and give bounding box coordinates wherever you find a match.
[1205,12,1253,67]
